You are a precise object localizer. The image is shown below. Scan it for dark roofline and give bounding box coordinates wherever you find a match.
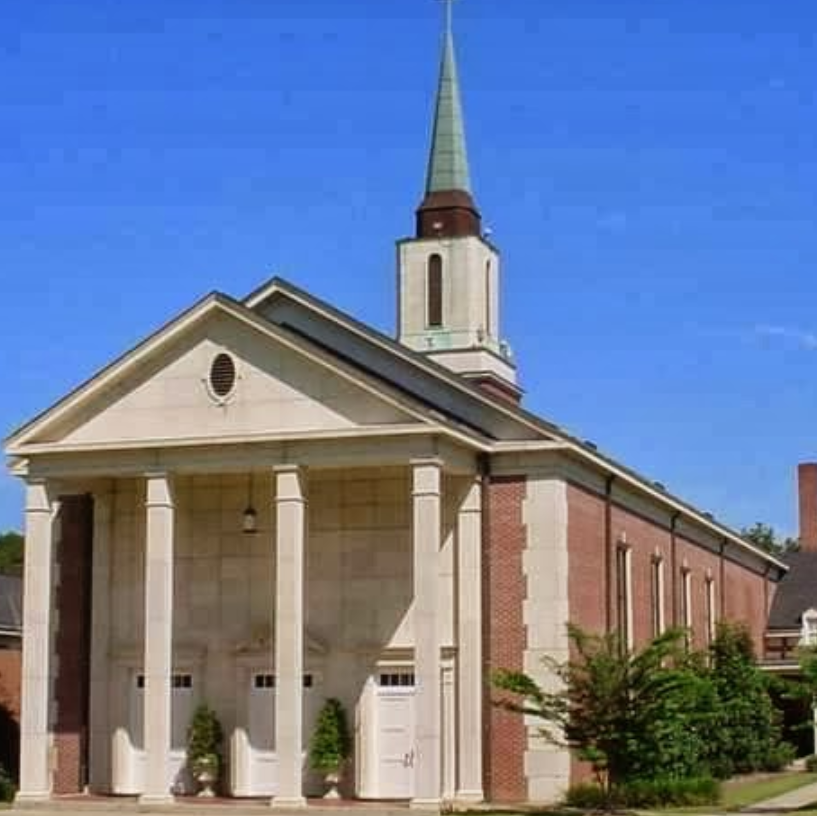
[251,277,787,577]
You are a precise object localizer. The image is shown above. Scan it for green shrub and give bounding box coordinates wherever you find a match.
[309,698,351,774]
[618,776,721,808]
[187,704,223,776]
[564,777,720,809]
[563,782,609,809]
[0,764,15,802]
[762,742,797,772]
[806,754,817,773]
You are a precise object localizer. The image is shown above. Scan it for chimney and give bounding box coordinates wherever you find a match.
[798,463,817,552]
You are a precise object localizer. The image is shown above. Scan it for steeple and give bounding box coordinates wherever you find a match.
[416,0,482,240]
[397,0,520,403]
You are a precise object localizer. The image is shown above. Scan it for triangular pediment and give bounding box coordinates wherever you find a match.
[10,299,429,450]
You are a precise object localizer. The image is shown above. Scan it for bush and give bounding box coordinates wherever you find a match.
[309,698,351,774]
[563,782,608,809]
[618,777,721,808]
[0,764,15,803]
[806,754,817,773]
[564,777,721,810]
[187,704,223,776]
[762,742,797,772]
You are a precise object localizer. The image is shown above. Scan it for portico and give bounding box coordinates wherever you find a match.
[15,431,485,807]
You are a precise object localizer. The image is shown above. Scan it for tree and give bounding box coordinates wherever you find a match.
[0,532,23,575]
[493,626,711,797]
[704,622,787,775]
[741,522,798,555]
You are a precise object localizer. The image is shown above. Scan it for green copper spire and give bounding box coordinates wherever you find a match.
[425,0,472,195]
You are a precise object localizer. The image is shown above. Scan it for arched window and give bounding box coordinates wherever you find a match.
[427,254,443,328]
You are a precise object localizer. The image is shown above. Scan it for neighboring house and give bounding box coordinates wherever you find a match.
[3,7,787,809]
[763,464,817,755]
[0,574,22,780]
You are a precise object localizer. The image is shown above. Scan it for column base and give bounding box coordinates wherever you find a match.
[454,790,485,804]
[14,792,52,808]
[271,796,307,809]
[138,793,176,806]
[410,798,442,812]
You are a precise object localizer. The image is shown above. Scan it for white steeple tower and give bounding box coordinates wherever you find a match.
[396,0,519,402]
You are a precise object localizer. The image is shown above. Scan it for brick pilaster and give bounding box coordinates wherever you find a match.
[53,495,93,794]
[484,476,527,802]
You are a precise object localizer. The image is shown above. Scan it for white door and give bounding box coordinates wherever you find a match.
[240,672,317,796]
[121,672,195,795]
[247,673,277,796]
[375,670,415,799]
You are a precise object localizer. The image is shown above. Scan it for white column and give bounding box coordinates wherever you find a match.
[455,477,484,802]
[17,479,57,803]
[272,465,307,809]
[139,473,175,805]
[411,459,442,810]
[89,487,113,793]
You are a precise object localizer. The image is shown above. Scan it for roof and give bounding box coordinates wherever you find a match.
[767,551,817,630]
[0,574,22,637]
[5,274,789,580]
[425,2,472,195]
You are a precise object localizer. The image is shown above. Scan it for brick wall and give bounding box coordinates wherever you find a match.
[53,495,93,795]
[484,476,527,802]
[0,646,21,780]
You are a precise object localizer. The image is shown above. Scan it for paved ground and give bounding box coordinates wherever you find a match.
[744,779,817,812]
[11,799,417,816]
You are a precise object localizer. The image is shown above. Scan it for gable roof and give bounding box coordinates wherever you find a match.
[768,551,817,630]
[6,275,788,578]
[247,278,789,576]
[5,291,492,454]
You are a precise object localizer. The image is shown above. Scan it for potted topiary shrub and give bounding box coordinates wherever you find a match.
[187,703,223,797]
[309,698,351,799]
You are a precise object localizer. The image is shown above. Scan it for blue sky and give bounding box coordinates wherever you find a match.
[1,0,815,536]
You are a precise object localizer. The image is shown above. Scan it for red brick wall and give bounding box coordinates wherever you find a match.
[610,506,673,648]
[0,648,21,719]
[567,484,608,635]
[0,646,21,780]
[723,558,771,655]
[484,476,527,802]
[53,495,93,795]
[566,485,773,778]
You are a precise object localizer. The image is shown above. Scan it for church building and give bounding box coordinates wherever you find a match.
[5,5,787,809]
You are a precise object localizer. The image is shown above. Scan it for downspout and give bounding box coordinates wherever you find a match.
[604,475,616,633]
[670,512,681,628]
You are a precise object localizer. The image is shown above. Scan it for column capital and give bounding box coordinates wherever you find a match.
[144,472,174,509]
[459,475,482,514]
[273,465,307,504]
[25,480,53,514]
[411,458,443,498]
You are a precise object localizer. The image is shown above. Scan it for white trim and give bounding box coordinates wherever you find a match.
[681,569,693,632]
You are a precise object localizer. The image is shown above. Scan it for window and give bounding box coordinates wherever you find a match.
[705,578,717,645]
[209,352,237,399]
[616,545,633,650]
[378,671,415,687]
[252,674,313,689]
[801,610,817,645]
[680,569,693,633]
[651,556,666,637]
[135,673,192,689]
[427,254,443,328]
